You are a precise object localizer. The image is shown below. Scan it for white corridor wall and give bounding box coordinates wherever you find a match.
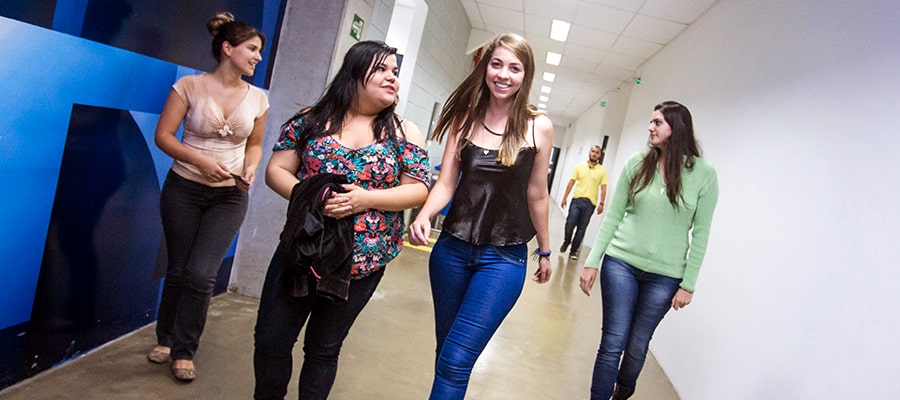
[579,0,900,398]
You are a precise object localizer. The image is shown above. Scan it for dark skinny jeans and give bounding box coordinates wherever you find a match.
[156,170,248,360]
[253,246,384,400]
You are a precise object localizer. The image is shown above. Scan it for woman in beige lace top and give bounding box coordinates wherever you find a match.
[147,12,269,383]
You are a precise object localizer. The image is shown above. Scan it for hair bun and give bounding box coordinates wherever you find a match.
[207,11,235,36]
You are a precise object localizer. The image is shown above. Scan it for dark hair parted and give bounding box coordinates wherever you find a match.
[207,12,266,62]
[431,33,541,166]
[629,101,702,207]
[285,40,401,168]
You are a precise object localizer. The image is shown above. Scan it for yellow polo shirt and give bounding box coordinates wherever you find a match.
[571,162,608,206]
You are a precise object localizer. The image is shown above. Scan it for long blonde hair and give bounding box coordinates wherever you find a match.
[431,33,539,166]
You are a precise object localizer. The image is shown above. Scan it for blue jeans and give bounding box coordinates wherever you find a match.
[253,246,384,400]
[590,255,681,400]
[428,232,527,400]
[563,197,594,251]
[156,170,248,360]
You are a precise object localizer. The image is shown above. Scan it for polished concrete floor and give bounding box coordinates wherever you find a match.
[0,208,679,399]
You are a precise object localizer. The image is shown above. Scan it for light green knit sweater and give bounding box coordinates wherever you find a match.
[584,152,719,292]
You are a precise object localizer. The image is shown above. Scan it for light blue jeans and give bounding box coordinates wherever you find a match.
[428,232,527,400]
[590,255,682,400]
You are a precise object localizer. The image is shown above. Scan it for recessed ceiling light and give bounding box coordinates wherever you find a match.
[546,51,561,66]
[539,95,549,102]
[538,103,547,109]
[550,20,570,42]
[543,72,556,82]
[541,86,552,94]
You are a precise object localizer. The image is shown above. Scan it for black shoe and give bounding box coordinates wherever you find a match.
[569,250,579,260]
[611,384,635,399]
[560,241,570,253]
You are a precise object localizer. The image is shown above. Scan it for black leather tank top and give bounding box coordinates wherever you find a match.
[442,143,537,246]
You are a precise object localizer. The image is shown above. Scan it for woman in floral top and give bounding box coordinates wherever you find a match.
[253,40,430,400]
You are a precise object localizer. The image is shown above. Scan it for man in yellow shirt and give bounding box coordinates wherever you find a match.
[560,145,608,260]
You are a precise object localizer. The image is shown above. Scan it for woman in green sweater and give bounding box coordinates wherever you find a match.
[579,101,719,400]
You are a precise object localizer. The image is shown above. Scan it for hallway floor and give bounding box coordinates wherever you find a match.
[0,207,679,399]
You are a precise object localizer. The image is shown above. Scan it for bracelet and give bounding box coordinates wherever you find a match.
[534,248,551,258]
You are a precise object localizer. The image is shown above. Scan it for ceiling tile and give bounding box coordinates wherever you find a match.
[594,64,635,81]
[581,0,644,12]
[602,52,644,70]
[623,14,687,44]
[476,0,525,11]
[558,55,600,74]
[478,3,525,32]
[523,34,567,53]
[640,0,719,24]
[572,2,635,34]
[567,24,619,50]
[563,42,610,63]
[523,0,578,20]
[523,13,552,36]
[611,35,663,58]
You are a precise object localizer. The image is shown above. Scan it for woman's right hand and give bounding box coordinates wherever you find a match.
[407,216,432,246]
[579,267,598,296]
[197,156,232,182]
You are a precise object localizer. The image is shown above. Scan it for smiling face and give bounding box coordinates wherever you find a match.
[484,46,524,102]
[225,36,263,77]
[357,53,399,113]
[649,109,672,148]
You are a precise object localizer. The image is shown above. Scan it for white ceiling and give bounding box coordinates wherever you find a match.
[460,0,719,126]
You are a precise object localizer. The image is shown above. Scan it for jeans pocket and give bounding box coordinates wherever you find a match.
[493,244,527,267]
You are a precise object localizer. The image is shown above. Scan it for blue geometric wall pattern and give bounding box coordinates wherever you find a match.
[0,0,282,388]
[0,14,177,332]
[0,0,282,88]
[0,16,174,388]
[21,104,164,377]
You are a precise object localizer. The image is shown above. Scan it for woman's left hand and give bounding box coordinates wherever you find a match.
[671,288,693,310]
[323,184,370,219]
[532,256,552,283]
[234,171,255,191]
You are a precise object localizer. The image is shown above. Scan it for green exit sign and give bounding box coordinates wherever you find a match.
[350,14,364,41]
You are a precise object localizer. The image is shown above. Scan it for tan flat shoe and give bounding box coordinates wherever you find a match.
[172,360,195,382]
[147,346,171,364]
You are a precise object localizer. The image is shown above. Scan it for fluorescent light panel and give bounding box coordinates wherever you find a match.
[546,51,561,66]
[550,20,570,42]
[540,86,552,94]
[538,103,547,109]
[543,72,556,82]
[539,95,549,102]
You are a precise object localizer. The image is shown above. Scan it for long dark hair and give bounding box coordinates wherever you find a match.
[207,12,266,62]
[629,101,702,207]
[286,41,400,167]
[431,33,539,166]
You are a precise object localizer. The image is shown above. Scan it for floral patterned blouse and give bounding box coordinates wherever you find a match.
[274,117,430,278]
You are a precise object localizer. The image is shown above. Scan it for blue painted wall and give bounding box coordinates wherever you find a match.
[0,0,283,389]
